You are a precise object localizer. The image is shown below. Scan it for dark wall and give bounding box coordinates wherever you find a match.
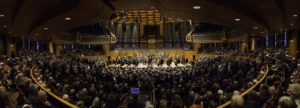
[0,34,7,55]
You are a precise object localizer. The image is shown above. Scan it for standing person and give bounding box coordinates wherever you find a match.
[190,97,204,108]
[175,57,180,66]
[287,83,300,107]
[277,96,297,108]
[0,86,8,108]
[128,95,143,108]
[167,57,172,67]
[158,58,164,67]
[171,94,184,108]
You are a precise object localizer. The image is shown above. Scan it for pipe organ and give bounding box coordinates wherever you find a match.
[111,7,191,49]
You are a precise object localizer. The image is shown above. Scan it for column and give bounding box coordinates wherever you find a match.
[6,36,16,58]
[250,38,256,50]
[55,44,63,55]
[102,44,110,55]
[160,21,163,36]
[240,34,248,52]
[48,42,54,53]
[240,41,248,52]
[288,30,299,57]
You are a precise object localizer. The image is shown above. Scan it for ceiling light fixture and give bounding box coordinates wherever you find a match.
[43,27,48,30]
[234,18,241,21]
[2,25,7,28]
[253,26,258,29]
[293,14,298,17]
[290,23,294,26]
[193,6,201,10]
[0,14,4,17]
[65,17,71,21]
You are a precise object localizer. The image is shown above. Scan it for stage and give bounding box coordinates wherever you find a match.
[108,62,191,68]
[81,49,217,61]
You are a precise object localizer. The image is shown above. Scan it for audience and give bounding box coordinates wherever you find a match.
[31,50,264,108]
[128,95,144,108]
[0,48,298,108]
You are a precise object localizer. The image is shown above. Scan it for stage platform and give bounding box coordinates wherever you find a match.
[81,49,217,61]
[108,63,191,68]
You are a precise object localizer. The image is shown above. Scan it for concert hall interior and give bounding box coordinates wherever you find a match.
[1,0,300,108]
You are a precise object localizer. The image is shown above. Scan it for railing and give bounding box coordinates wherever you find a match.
[80,35,110,43]
[217,64,269,108]
[228,30,244,38]
[53,33,112,44]
[108,31,117,43]
[192,33,224,40]
[186,26,195,42]
[52,33,76,44]
[30,67,79,108]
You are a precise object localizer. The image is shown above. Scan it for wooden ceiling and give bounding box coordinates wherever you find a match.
[0,0,299,41]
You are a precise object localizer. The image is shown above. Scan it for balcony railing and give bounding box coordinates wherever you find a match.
[53,33,112,44]
[191,33,225,43]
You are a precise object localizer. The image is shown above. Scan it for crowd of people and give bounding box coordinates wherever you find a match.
[63,49,105,56]
[0,51,53,108]
[33,50,265,108]
[0,49,300,108]
[112,52,188,67]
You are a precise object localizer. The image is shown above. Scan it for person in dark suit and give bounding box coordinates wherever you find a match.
[175,57,180,66]
[166,57,172,67]
[185,58,188,65]
[158,58,164,67]
[128,95,143,108]
[148,56,153,66]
